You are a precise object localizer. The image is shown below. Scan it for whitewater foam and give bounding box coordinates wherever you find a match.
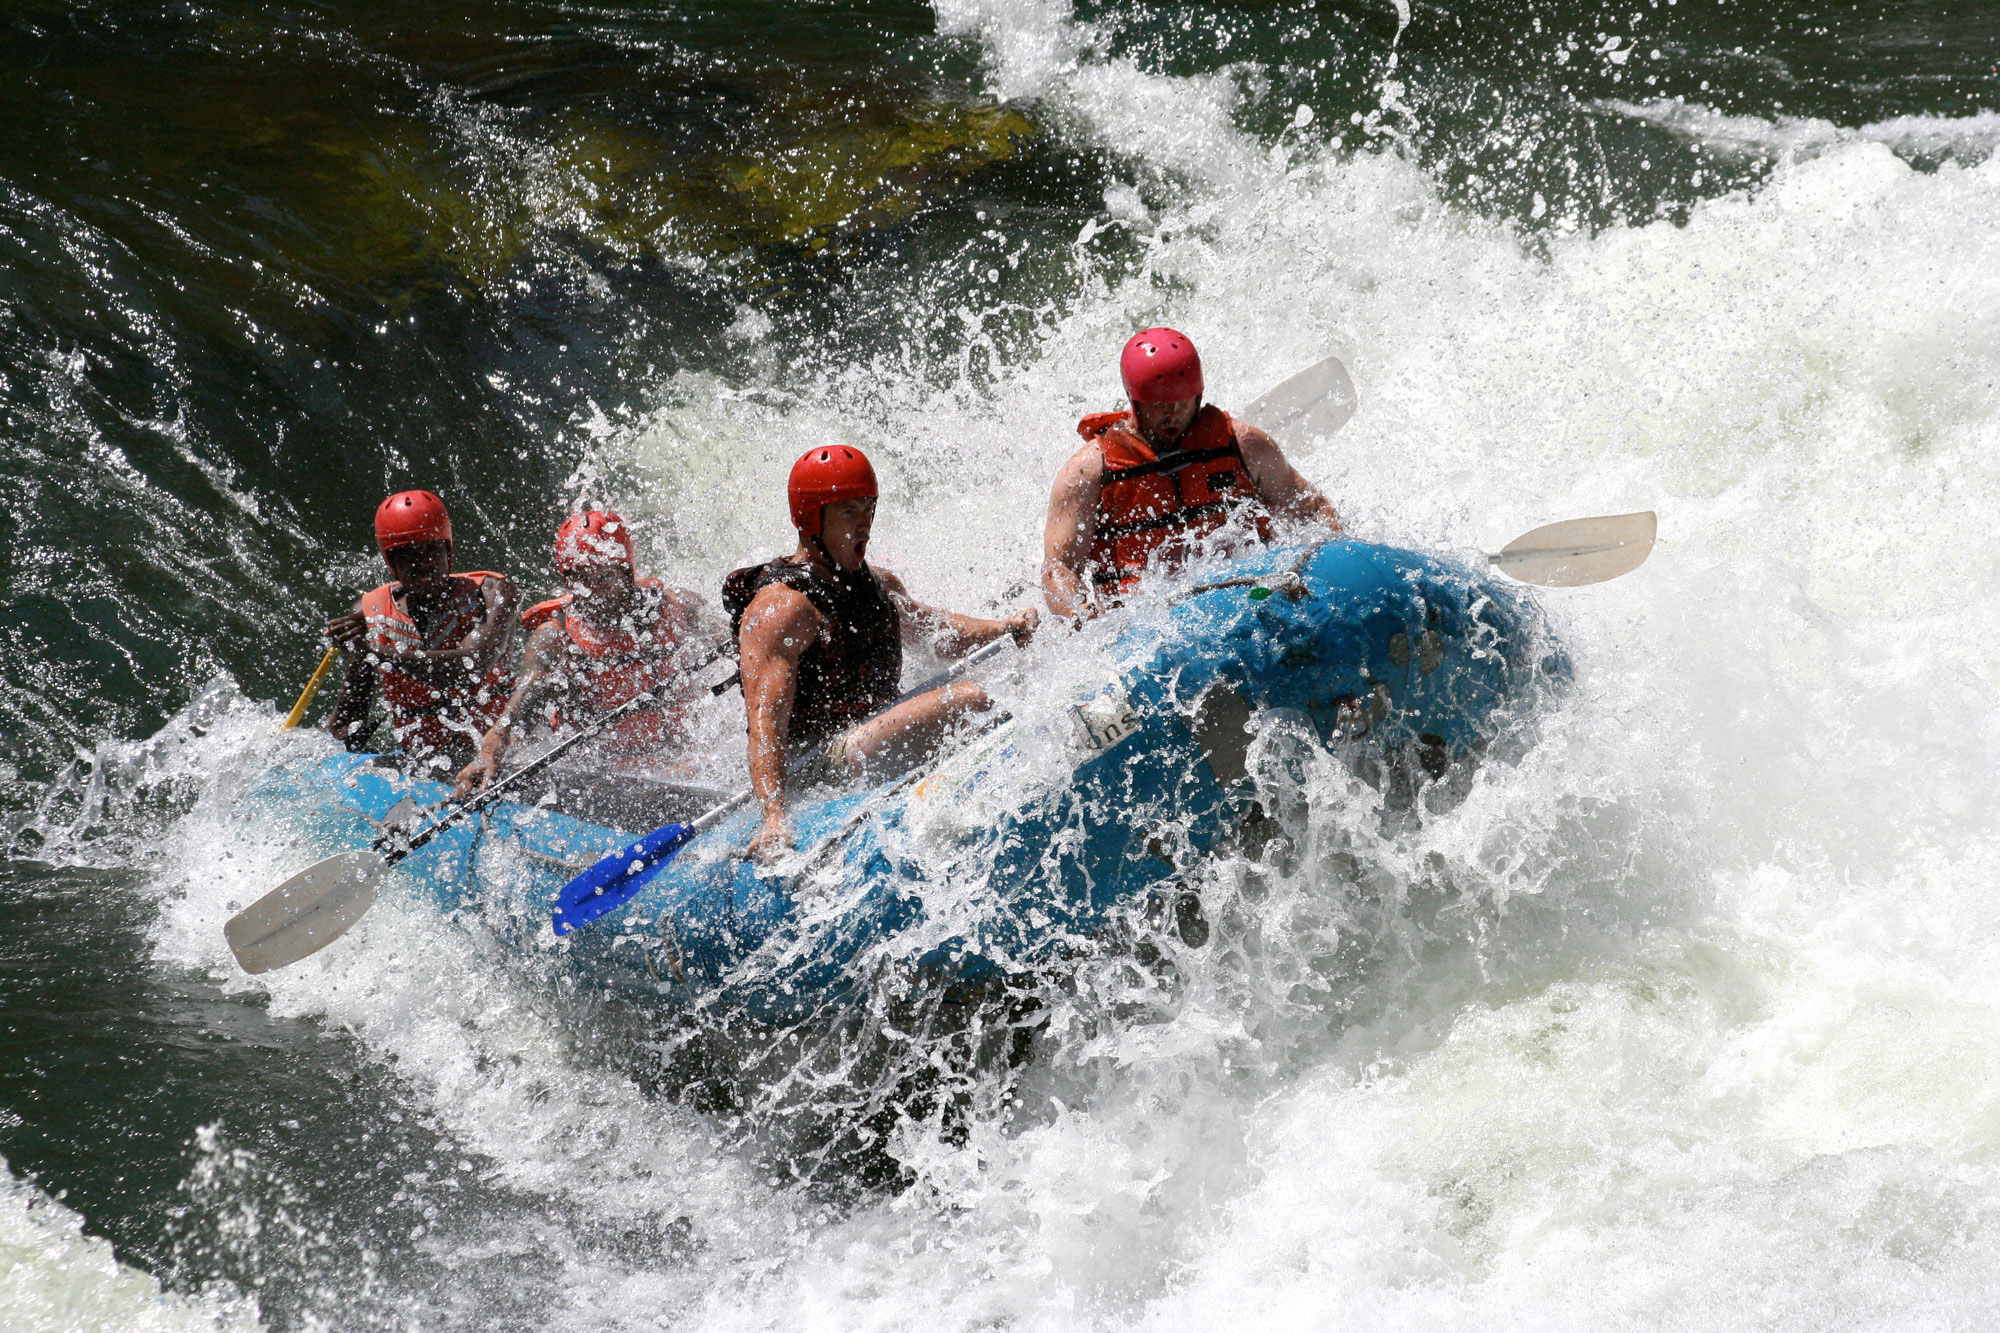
[1602,97,2000,166]
[0,1156,260,1333]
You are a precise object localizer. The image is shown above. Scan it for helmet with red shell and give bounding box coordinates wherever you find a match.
[787,446,878,538]
[375,490,452,553]
[554,509,636,574]
[1120,328,1204,403]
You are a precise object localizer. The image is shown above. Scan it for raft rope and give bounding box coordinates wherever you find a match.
[1170,538,1331,605]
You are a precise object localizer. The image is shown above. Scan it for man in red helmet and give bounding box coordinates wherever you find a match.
[452,509,713,799]
[1041,327,1342,619]
[322,490,519,776]
[725,445,1039,864]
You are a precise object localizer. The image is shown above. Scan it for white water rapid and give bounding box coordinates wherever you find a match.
[29,0,2000,1327]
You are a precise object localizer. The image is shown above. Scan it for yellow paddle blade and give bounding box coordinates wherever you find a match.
[224,849,385,974]
[1490,511,1657,587]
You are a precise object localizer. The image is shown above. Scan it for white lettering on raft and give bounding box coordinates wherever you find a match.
[1069,688,1142,755]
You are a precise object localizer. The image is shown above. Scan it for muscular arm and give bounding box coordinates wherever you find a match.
[879,569,1037,657]
[1236,424,1343,534]
[458,575,519,670]
[737,583,823,852]
[323,597,377,750]
[666,587,732,668]
[506,621,572,729]
[454,620,567,795]
[388,576,521,667]
[1041,443,1106,621]
[671,587,722,638]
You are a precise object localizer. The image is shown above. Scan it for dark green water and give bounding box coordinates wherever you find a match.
[3,2,1997,1328]
[2,0,1994,786]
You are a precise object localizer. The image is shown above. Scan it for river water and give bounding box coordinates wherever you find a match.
[5,1,1999,1328]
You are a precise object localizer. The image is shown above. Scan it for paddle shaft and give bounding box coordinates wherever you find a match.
[281,646,341,730]
[791,704,1014,882]
[380,640,733,865]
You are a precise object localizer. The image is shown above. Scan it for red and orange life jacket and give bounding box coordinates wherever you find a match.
[1084,405,1272,596]
[359,572,515,765]
[519,578,695,756]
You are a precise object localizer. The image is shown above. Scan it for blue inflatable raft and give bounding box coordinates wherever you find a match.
[240,540,1568,1020]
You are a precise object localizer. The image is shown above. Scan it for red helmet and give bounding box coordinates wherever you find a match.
[375,490,452,553]
[1120,327,1203,403]
[788,445,878,538]
[555,509,636,574]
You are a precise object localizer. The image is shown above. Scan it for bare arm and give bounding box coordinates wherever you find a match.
[878,569,1037,657]
[323,597,377,750]
[737,583,823,861]
[454,620,567,796]
[1041,443,1106,621]
[1236,423,1343,533]
[668,586,730,656]
[673,586,717,629]
[347,576,521,668]
[458,575,519,670]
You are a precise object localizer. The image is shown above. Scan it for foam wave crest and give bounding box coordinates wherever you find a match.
[0,1156,260,1333]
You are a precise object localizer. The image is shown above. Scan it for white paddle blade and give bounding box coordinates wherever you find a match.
[224,849,386,974]
[1241,355,1357,441]
[1490,511,1657,587]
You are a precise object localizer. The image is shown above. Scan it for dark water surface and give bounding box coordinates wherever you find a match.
[3,1,1997,1327]
[2,0,1994,783]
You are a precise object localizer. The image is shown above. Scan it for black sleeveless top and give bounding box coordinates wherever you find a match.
[722,557,903,746]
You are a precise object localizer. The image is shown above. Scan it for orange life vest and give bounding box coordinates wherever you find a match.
[359,571,514,765]
[520,579,694,757]
[1084,405,1272,595]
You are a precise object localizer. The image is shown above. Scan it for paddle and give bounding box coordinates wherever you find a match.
[225,640,733,974]
[1240,354,1356,441]
[550,635,1017,936]
[1239,355,1655,587]
[1488,511,1656,587]
[547,510,1657,939]
[280,646,340,730]
[1241,355,1654,586]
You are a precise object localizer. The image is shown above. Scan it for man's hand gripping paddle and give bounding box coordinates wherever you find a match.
[551,635,1019,935]
[224,641,733,974]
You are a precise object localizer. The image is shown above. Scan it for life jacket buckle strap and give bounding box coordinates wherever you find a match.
[1100,443,1240,486]
[1098,497,1238,542]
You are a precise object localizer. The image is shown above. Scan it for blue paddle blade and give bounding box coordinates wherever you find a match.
[550,822,695,936]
